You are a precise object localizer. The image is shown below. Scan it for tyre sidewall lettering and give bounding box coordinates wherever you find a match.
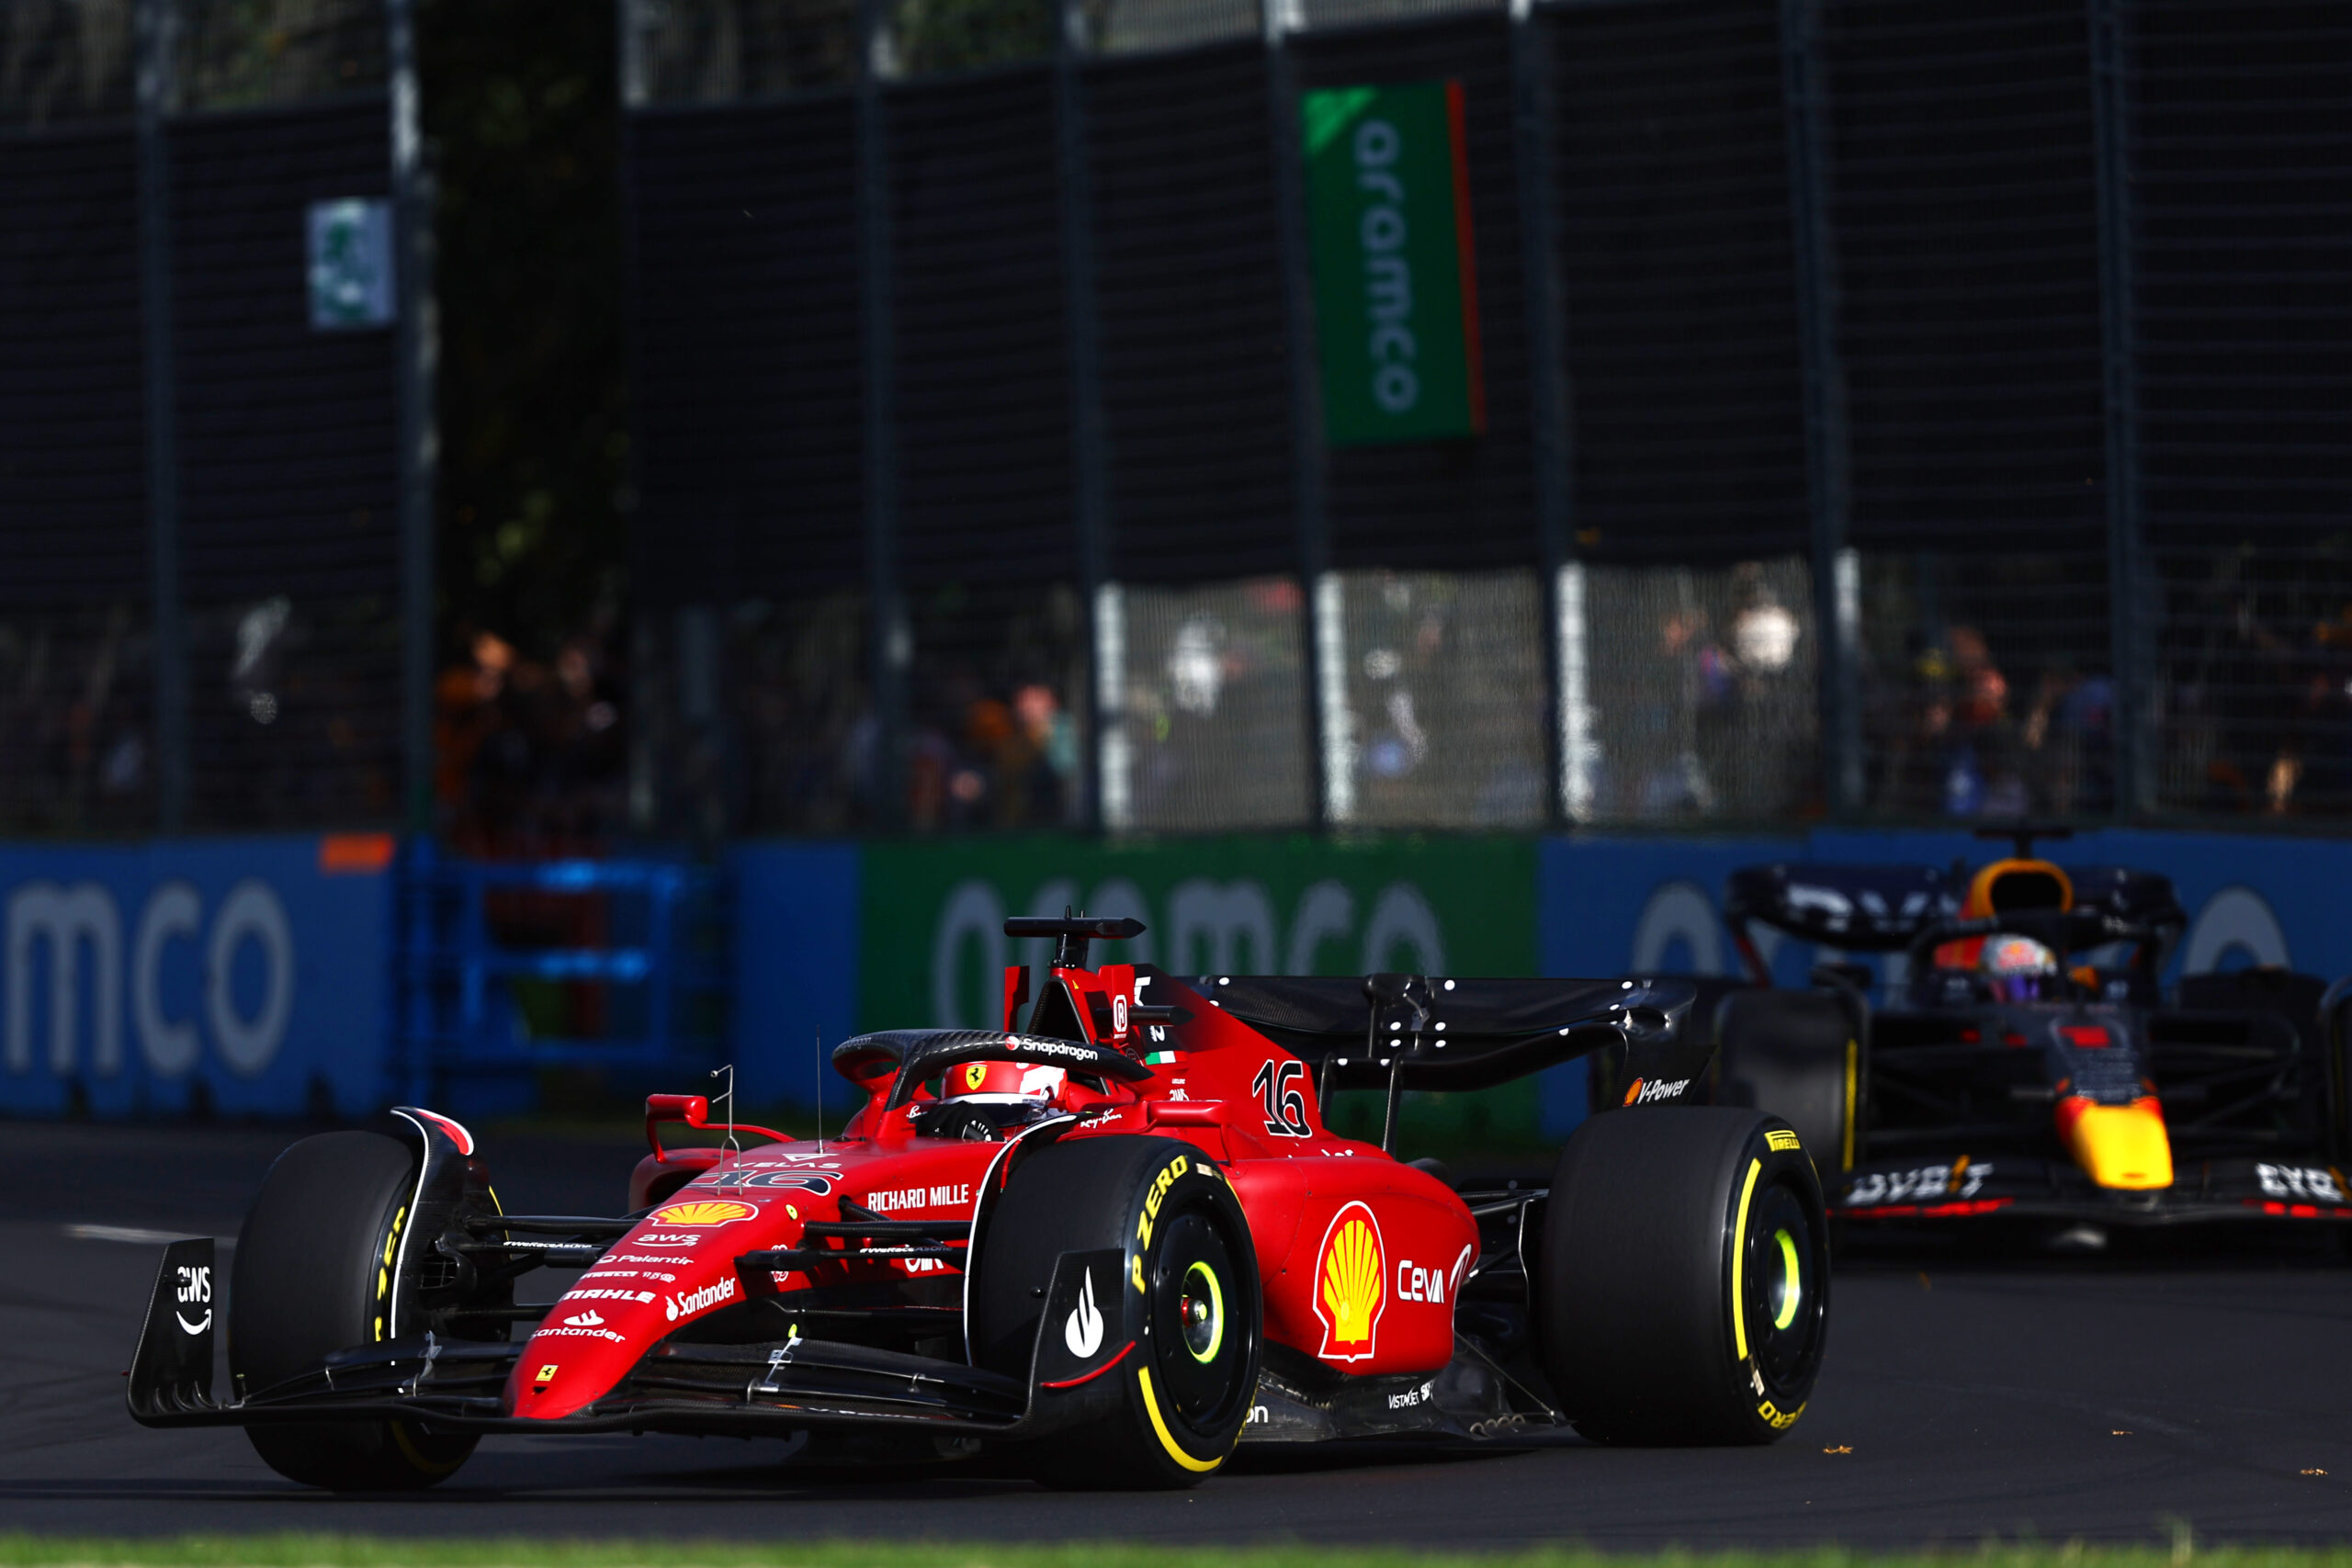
[1121,1148,1252,1471]
[1728,1123,1826,1438]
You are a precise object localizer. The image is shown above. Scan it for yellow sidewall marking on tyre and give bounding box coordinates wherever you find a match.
[1138,1366,1225,1473]
[1842,1040,1859,1172]
[390,1420,467,1475]
[1771,1228,1802,1330]
[1185,1260,1225,1364]
[1730,1156,1761,1362]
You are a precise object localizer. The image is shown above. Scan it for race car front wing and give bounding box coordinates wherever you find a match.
[130,1237,1112,1439]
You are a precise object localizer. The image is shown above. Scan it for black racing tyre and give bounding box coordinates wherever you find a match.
[229,1130,478,1491]
[1716,989,1860,1190]
[972,1135,1260,1489]
[1536,1106,1828,1446]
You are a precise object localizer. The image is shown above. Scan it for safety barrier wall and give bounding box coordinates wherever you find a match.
[0,834,394,1119]
[7,828,2352,1126]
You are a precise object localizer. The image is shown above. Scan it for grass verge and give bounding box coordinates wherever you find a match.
[0,1540,2345,1568]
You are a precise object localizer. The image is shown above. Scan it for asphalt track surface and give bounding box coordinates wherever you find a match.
[8,1122,2352,1547]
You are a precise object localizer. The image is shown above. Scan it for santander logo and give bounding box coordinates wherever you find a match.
[664,1276,739,1323]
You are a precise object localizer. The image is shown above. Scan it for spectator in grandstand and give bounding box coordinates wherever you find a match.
[438,626,629,853]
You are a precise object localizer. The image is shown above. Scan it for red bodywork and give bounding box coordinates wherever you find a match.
[504,961,1476,1419]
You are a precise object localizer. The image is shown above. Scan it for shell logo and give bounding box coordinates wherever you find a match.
[648,1200,756,1226]
[1312,1201,1385,1363]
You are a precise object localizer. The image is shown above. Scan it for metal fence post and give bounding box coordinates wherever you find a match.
[857,0,907,830]
[389,0,437,835]
[135,0,185,832]
[1780,0,1861,816]
[1510,0,1580,825]
[1265,0,1337,830]
[1057,0,1110,831]
[2090,0,2150,819]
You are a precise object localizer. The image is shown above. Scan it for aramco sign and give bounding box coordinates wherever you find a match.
[1301,80,1485,446]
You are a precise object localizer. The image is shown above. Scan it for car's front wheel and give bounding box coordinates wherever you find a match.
[229,1130,478,1491]
[972,1134,1261,1489]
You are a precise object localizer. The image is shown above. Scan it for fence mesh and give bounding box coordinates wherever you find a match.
[0,605,154,832]
[1298,0,1493,41]
[1572,556,1818,825]
[883,0,1051,74]
[1093,0,1254,55]
[1820,0,2109,558]
[185,592,400,826]
[903,578,1089,830]
[1326,569,1545,828]
[0,0,134,128]
[2132,0,2352,820]
[1855,550,2113,820]
[1099,577,1310,831]
[624,0,857,103]
[1545,0,1811,563]
[176,0,385,112]
[2150,550,2352,819]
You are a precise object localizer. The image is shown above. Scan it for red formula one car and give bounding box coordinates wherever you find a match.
[130,915,1828,1490]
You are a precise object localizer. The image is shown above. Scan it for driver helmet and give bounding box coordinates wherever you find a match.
[1980,934,2058,1002]
[915,1059,1067,1142]
[941,1060,1065,1102]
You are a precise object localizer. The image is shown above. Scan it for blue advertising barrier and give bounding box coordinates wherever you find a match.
[393,845,729,1121]
[6,827,2346,1130]
[1535,827,2352,1137]
[727,840,860,1116]
[0,835,394,1118]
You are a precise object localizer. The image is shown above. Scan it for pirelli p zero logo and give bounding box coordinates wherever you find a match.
[1136,1155,1189,1248]
[1766,1130,1804,1153]
[1132,1154,1191,1292]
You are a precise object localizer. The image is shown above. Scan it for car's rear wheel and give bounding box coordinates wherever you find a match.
[1536,1106,1828,1445]
[972,1135,1260,1489]
[229,1130,478,1491]
[1715,989,1860,1193]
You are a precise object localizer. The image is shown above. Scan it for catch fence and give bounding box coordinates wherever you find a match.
[619,0,2349,839]
[0,0,426,838]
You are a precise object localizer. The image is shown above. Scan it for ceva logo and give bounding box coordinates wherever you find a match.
[4,877,294,1081]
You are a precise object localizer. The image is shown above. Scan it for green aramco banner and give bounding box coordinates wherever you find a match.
[1301,80,1485,446]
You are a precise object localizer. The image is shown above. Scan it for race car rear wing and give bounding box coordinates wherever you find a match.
[1724,862,2185,976]
[1189,974,1693,1092]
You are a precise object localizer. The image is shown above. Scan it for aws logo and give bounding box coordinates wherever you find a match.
[1313,1201,1385,1364]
